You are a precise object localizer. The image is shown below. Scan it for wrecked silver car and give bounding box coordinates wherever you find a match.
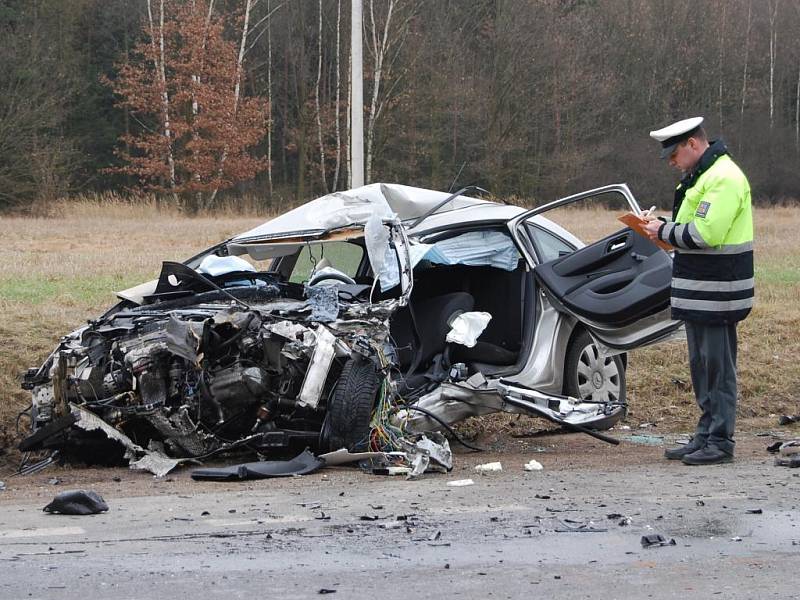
[19,183,681,470]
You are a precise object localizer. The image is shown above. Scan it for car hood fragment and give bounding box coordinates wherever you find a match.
[71,404,186,477]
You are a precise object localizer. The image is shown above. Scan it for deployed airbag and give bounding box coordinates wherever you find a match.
[380,230,521,289]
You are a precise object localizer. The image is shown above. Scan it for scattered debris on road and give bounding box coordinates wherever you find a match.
[190,449,325,481]
[474,461,502,472]
[524,459,544,471]
[555,518,607,533]
[767,438,800,467]
[640,534,676,548]
[446,478,475,487]
[43,490,109,515]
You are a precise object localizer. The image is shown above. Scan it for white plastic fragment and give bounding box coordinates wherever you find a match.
[296,326,337,409]
[474,461,502,472]
[415,433,453,471]
[319,449,387,466]
[384,466,412,476]
[447,478,475,487]
[524,459,544,471]
[265,321,315,344]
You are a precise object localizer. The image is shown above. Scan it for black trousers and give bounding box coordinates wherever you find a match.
[685,321,738,455]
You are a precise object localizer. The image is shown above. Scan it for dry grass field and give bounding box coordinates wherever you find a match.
[1,199,798,457]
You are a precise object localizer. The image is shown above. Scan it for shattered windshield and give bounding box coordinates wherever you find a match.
[288,242,365,284]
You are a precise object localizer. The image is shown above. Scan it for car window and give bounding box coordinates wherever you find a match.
[289,241,364,283]
[526,224,575,262]
[528,190,634,246]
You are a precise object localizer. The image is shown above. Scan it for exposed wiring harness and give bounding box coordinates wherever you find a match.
[367,346,484,452]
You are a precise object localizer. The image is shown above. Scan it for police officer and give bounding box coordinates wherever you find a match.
[643,117,753,465]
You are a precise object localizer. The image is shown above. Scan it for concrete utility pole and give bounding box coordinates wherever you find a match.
[350,0,364,187]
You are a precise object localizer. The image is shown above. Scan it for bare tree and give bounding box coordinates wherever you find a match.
[739,0,752,155]
[148,0,177,198]
[108,0,267,210]
[314,0,328,193]
[208,0,256,207]
[332,0,343,191]
[0,4,79,208]
[267,0,274,196]
[364,0,417,183]
[717,0,727,128]
[768,0,781,131]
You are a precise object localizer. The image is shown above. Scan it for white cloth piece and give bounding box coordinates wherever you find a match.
[445,311,492,348]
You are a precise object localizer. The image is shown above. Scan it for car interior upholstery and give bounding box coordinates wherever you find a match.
[389,262,528,390]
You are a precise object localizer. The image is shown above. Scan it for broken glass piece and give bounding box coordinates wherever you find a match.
[306,285,340,322]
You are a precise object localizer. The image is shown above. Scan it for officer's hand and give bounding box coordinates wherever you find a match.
[643,218,661,241]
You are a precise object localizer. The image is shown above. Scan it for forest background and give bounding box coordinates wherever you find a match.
[2,0,800,212]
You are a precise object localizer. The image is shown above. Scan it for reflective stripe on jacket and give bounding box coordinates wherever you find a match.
[657,142,754,323]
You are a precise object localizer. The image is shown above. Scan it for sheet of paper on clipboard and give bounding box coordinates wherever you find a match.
[617,213,674,251]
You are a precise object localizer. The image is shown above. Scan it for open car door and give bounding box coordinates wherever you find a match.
[509,184,683,352]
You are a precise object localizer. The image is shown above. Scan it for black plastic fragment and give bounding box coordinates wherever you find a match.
[18,413,78,452]
[640,534,676,548]
[43,490,109,515]
[766,441,783,453]
[191,449,324,481]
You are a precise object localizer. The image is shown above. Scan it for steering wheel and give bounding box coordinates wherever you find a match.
[307,270,357,286]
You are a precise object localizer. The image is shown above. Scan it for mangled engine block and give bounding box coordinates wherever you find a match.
[22,305,376,462]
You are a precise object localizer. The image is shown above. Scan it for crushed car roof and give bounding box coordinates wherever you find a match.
[230,184,504,244]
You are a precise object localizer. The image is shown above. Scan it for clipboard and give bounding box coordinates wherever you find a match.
[617,213,674,251]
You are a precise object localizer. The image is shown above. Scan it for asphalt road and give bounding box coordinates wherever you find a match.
[0,433,798,599]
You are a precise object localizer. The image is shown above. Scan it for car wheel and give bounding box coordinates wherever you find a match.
[323,357,380,452]
[563,329,627,429]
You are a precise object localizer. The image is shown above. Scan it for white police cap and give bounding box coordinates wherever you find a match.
[649,116,704,159]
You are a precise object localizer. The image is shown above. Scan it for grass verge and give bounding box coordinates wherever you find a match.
[1,202,798,460]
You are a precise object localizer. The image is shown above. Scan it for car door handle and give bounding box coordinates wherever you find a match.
[608,240,626,252]
[605,234,630,255]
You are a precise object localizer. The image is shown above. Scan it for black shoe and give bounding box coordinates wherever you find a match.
[681,446,733,465]
[664,440,703,460]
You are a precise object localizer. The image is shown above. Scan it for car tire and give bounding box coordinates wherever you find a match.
[563,329,627,430]
[323,357,380,452]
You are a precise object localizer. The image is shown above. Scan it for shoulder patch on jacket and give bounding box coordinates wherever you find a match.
[695,200,711,218]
